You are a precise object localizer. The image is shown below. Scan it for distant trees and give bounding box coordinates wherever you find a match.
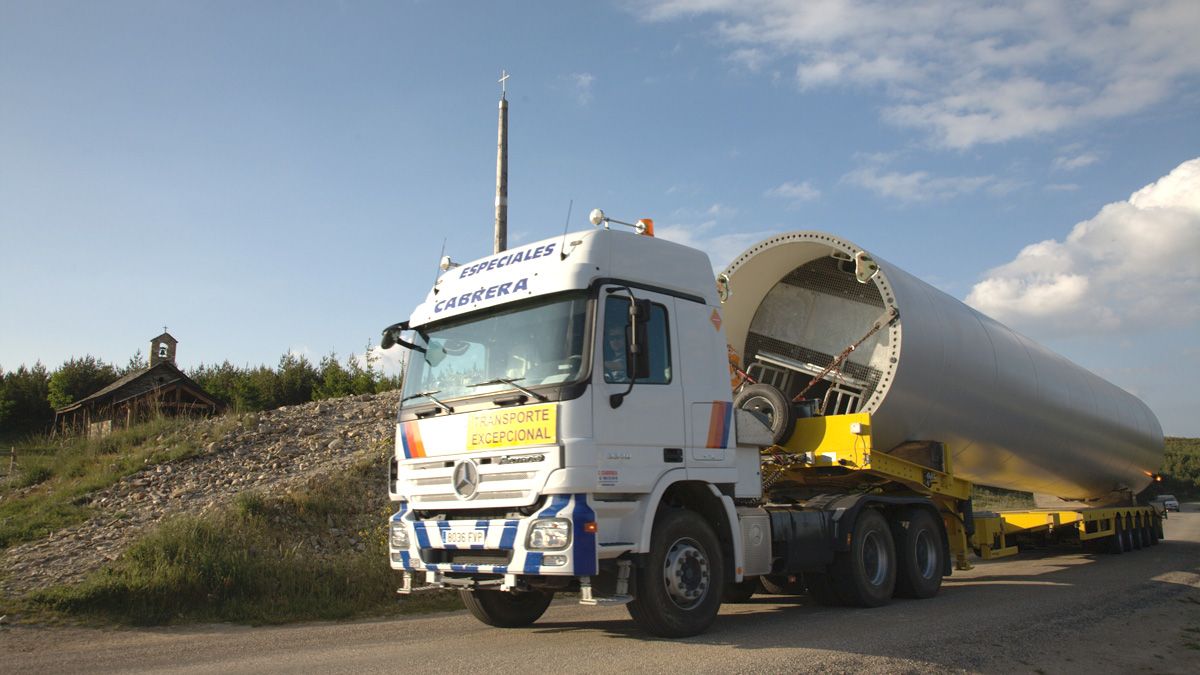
[1,346,403,437]
[0,363,53,434]
[47,356,119,409]
[188,346,401,413]
[1162,437,1200,496]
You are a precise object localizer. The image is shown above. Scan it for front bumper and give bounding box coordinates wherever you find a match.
[389,493,598,577]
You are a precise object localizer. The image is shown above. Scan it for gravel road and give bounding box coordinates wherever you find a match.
[5,507,1199,674]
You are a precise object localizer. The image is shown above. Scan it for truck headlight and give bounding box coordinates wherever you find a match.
[390,522,410,549]
[526,519,571,550]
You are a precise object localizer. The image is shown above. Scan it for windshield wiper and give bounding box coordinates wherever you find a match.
[468,377,549,402]
[400,390,454,413]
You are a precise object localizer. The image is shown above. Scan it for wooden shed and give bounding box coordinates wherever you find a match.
[54,333,221,437]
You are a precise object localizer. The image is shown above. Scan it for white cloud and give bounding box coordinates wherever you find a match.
[728,47,768,72]
[966,157,1200,335]
[633,1,1200,148]
[656,221,775,271]
[842,166,994,202]
[766,180,821,203]
[1054,152,1100,171]
[571,72,595,105]
[1045,183,1080,192]
[356,343,407,377]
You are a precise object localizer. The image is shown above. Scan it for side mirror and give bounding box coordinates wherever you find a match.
[379,321,424,353]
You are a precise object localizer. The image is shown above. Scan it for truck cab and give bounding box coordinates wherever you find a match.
[386,226,756,636]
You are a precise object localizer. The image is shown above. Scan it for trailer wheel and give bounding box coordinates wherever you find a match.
[1129,514,1143,550]
[893,509,944,599]
[459,589,554,628]
[733,384,795,445]
[627,509,725,638]
[760,574,806,596]
[1147,516,1159,545]
[830,509,896,607]
[1109,517,1125,554]
[722,577,759,603]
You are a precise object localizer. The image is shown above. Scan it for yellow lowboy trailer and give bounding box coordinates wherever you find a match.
[764,413,1165,570]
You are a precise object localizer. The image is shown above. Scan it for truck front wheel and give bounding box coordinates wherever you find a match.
[459,589,554,628]
[627,509,725,638]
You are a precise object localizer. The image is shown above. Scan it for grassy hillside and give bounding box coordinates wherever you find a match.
[0,416,230,548]
[22,455,456,625]
[0,406,455,627]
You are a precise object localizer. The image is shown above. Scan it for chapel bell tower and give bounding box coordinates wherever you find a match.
[150,330,178,367]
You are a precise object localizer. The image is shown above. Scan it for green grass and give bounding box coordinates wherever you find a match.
[19,453,459,626]
[0,415,236,549]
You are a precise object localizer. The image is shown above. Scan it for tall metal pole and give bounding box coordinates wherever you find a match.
[494,70,509,254]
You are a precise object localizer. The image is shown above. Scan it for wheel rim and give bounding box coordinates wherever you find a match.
[743,395,777,425]
[913,529,938,579]
[861,530,890,587]
[662,537,710,609]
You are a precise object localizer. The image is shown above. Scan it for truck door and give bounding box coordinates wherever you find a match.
[592,287,685,493]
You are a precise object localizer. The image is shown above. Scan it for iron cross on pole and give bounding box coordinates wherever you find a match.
[499,70,510,99]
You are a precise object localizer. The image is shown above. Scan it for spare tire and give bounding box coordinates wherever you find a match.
[734,383,795,445]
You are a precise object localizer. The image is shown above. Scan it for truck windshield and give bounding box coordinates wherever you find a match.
[401,292,589,406]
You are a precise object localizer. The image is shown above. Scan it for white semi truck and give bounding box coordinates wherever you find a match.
[381,214,1165,638]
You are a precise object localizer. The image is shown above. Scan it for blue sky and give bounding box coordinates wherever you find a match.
[2,1,1198,435]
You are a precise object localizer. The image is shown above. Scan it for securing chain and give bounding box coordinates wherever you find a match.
[793,307,898,403]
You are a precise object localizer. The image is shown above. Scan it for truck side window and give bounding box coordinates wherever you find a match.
[603,296,671,384]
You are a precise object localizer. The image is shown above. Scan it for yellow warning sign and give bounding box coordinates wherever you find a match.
[466,403,557,451]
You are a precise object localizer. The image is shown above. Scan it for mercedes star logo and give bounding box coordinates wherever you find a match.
[452,460,480,500]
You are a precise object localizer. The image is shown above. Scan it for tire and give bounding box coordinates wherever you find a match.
[722,577,758,603]
[627,509,725,638]
[459,589,554,628]
[759,574,806,596]
[733,384,796,445]
[1109,517,1125,554]
[892,508,945,599]
[1129,514,1142,550]
[829,509,896,607]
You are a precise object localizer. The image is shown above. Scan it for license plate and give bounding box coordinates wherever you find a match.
[443,529,486,546]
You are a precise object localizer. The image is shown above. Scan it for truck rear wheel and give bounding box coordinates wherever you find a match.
[830,509,896,607]
[893,508,944,599]
[459,589,554,628]
[627,509,725,638]
[733,383,795,445]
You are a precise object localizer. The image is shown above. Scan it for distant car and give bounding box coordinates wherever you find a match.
[1153,494,1180,512]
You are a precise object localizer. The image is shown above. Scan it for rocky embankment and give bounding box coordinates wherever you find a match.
[1,391,401,598]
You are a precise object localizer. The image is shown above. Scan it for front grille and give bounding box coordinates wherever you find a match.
[421,549,514,565]
[400,449,555,506]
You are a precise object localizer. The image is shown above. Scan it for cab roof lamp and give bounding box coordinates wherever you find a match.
[589,208,655,237]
